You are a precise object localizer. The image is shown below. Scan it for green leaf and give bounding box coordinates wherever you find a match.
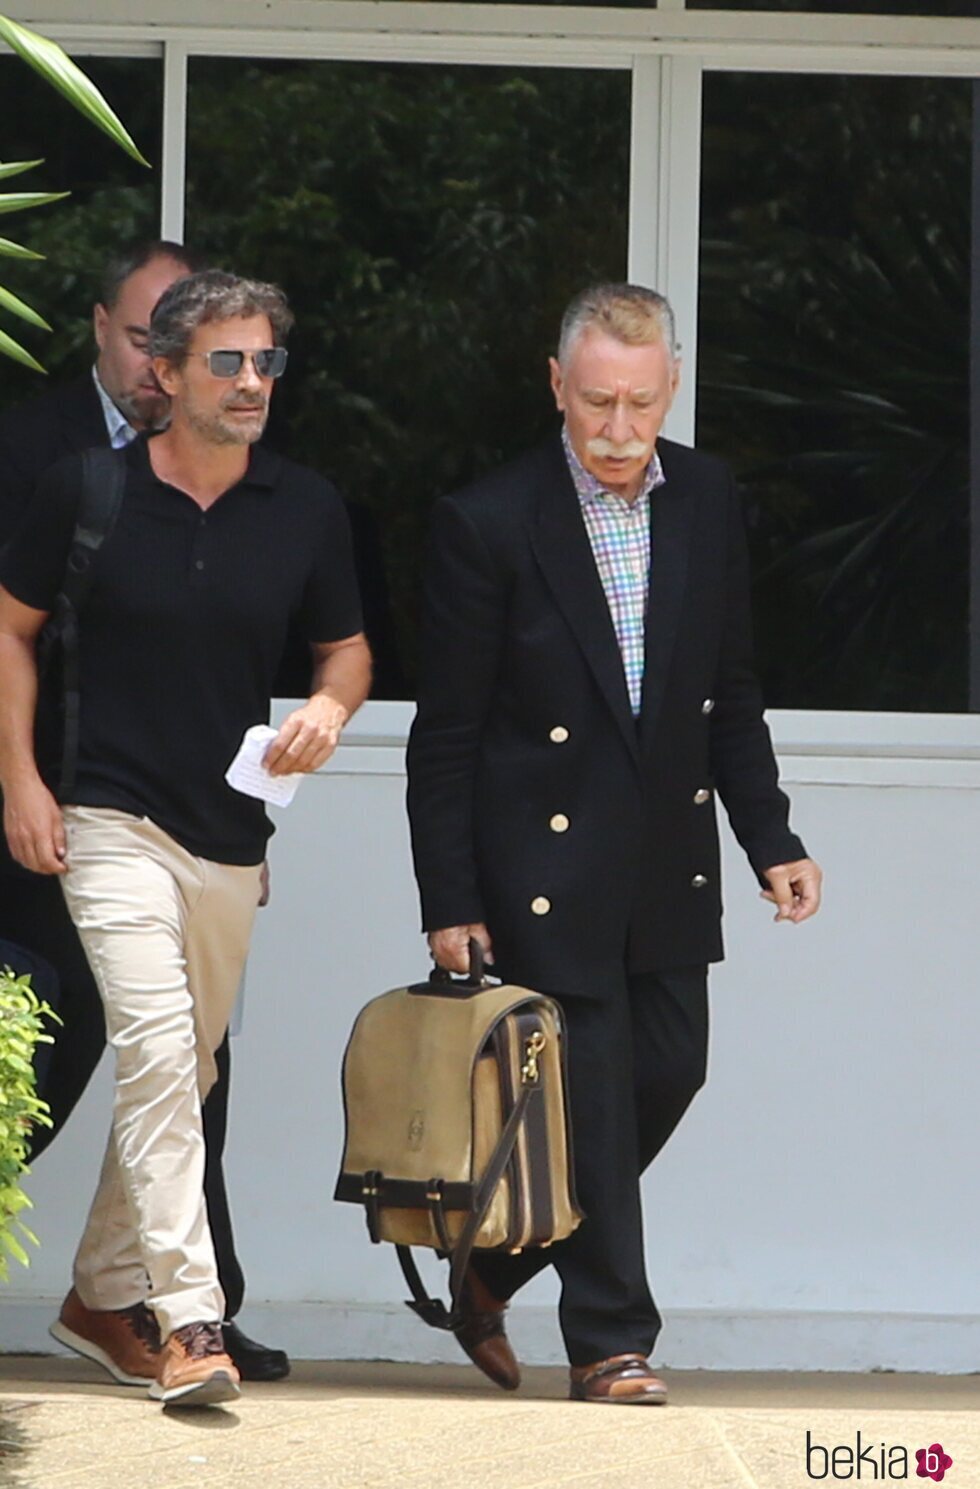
[0,1228,30,1266]
[0,190,70,218]
[0,16,150,169]
[0,284,51,332]
[0,159,44,182]
[0,325,45,372]
[0,236,42,260]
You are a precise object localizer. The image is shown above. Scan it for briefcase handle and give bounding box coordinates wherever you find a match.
[416,936,490,996]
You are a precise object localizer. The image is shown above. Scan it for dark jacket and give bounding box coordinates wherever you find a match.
[0,375,105,543]
[406,433,805,995]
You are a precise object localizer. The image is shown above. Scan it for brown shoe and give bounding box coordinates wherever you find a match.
[49,1286,159,1387]
[49,1287,161,1386]
[148,1321,241,1406]
[452,1267,520,1391]
[569,1354,668,1405]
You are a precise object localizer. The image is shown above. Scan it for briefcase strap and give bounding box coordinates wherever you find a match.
[397,1079,536,1332]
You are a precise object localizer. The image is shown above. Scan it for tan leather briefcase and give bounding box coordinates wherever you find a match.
[335,946,582,1330]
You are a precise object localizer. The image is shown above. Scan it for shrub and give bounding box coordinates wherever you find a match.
[0,967,59,1280]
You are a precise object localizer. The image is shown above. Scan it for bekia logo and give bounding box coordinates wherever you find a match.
[915,1445,953,1483]
[806,1432,954,1481]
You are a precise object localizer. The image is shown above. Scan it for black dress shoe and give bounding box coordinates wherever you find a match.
[221,1320,290,1381]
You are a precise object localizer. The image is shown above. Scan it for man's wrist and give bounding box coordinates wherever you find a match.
[0,756,44,795]
[308,690,349,727]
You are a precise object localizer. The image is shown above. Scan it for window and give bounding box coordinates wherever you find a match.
[0,56,162,396]
[698,73,971,710]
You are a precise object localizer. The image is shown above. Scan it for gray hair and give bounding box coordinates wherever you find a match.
[99,240,207,310]
[557,283,679,368]
[148,269,295,365]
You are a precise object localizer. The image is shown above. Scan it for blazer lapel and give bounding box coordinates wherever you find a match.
[640,442,696,746]
[530,441,640,766]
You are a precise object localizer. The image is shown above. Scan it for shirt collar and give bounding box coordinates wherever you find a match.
[92,365,138,449]
[561,424,664,510]
[134,430,281,492]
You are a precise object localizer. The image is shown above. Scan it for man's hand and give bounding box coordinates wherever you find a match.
[428,923,494,975]
[761,857,822,923]
[264,694,349,776]
[4,777,67,875]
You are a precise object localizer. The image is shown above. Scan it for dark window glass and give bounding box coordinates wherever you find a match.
[185,60,630,696]
[698,74,970,711]
[0,57,162,393]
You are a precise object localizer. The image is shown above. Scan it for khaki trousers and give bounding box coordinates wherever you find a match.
[60,807,261,1337]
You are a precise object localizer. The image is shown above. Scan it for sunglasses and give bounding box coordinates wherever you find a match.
[194,347,289,379]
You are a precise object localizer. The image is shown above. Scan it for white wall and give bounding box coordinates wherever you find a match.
[5,704,980,1371]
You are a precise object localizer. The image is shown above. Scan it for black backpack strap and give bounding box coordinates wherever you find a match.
[54,447,126,800]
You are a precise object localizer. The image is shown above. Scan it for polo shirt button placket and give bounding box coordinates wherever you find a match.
[192,513,207,576]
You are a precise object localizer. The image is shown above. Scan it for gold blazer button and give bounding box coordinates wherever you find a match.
[531,896,552,915]
[550,726,570,743]
[693,789,710,805]
[549,814,570,833]
[691,874,708,889]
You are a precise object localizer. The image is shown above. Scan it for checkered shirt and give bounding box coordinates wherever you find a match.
[561,426,665,717]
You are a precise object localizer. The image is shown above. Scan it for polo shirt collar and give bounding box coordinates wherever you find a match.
[135,431,281,491]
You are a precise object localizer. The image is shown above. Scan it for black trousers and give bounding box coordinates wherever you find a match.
[0,863,246,1318]
[472,966,709,1367]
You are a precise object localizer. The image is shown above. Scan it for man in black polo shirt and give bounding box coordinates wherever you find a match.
[0,270,371,1406]
[0,239,292,1385]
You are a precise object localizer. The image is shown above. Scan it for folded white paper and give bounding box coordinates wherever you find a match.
[225,724,302,807]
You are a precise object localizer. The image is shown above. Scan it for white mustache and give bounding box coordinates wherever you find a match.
[586,437,649,460]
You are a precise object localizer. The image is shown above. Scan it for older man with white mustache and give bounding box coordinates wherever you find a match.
[407,282,821,1405]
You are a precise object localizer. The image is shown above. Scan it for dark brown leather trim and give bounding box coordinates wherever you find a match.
[335,1172,476,1210]
[514,1009,554,1245]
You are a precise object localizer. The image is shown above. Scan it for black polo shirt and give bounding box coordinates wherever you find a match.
[0,436,362,865]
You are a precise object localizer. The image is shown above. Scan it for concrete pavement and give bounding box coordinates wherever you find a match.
[1,1356,979,1489]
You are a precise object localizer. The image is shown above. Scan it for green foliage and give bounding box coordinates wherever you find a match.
[0,967,59,1282]
[698,74,970,710]
[0,14,148,370]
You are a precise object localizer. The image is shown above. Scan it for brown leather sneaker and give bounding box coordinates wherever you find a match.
[49,1287,161,1386]
[149,1321,241,1406]
[452,1267,520,1391]
[569,1353,668,1405]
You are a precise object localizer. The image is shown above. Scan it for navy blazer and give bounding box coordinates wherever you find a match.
[407,433,806,994]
